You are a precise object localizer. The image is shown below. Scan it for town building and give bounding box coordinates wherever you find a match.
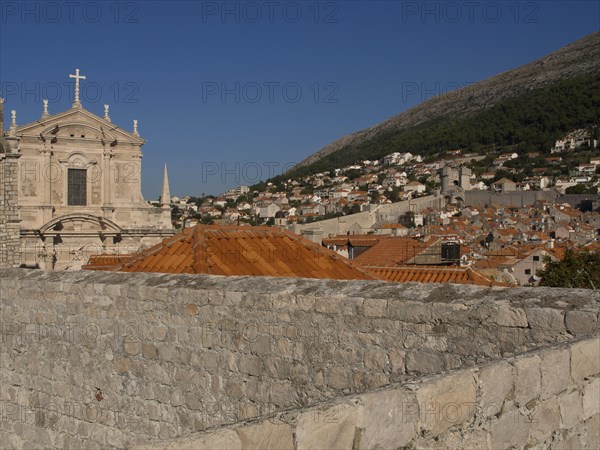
[0,69,173,270]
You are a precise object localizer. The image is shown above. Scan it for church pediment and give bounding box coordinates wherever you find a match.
[15,108,144,146]
[40,214,123,235]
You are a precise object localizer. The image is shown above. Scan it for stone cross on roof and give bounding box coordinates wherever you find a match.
[69,68,86,108]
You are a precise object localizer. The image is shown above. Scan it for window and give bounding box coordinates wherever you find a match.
[533,256,540,262]
[67,168,87,206]
[525,269,531,275]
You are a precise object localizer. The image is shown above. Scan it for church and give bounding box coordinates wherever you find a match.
[0,69,174,270]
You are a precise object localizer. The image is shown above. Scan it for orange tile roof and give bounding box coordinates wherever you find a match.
[497,228,520,236]
[322,235,385,247]
[378,223,407,229]
[367,266,502,286]
[82,254,134,271]
[83,225,376,281]
[353,238,432,267]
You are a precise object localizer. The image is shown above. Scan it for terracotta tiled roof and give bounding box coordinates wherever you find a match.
[82,254,134,271]
[83,225,376,281]
[354,238,432,267]
[322,235,385,247]
[367,266,502,286]
[497,228,519,236]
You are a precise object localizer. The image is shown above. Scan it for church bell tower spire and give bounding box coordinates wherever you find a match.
[160,164,171,207]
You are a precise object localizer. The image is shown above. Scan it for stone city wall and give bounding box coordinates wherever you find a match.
[132,337,600,450]
[0,269,598,448]
[292,194,444,240]
[464,190,557,208]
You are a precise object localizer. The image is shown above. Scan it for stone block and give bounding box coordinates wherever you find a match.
[406,351,445,374]
[265,357,290,379]
[236,420,294,450]
[327,367,352,390]
[314,297,344,315]
[583,414,600,449]
[565,310,599,336]
[115,357,130,374]
[479,361,513,417]
[142,344,159,359]
[388,348,405,374]
[526,307,565,332]
[571,338,600,382]
[269,382,297,406]
[361,387,418,448]
[238,355,262,377]
[490,409,531,449]
[363,298,387,318]
[540,348,571,399]
[132,429,242,450]
[495,304,528,327]
[433,428,490,449]
[557,434,584,450]
[529,396,560,444]
[250,335,272,356]
[415,370,477,436]
[124,341,141,355]
[364,350,387,370]
[514,354,541,405]
[296,402,361,450]
[582,378,600,420]
[388,301,431,322]
[559,389,583,429]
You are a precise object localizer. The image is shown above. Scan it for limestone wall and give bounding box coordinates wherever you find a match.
[464,190,558,208]
[0,151,21,269]
[132,337,600,450]
[0,269,598,448]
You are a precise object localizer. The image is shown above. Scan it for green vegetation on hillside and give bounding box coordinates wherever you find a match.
[281,73,600,181]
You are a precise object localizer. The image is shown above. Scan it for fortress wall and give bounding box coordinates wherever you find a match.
[373,194,444,224]
[464,190,558,208]
[0,269,598,448]
[291,194,444,239]
[132,337,600,450]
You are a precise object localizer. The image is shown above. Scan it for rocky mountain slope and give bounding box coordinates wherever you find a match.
[291,31,600,171]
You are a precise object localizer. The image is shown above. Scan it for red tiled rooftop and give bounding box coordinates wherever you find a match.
[367,266,503,286]
[353,238,432,267]
[84,225,376,281]
[322,235,387,248]
[82,254,136,271]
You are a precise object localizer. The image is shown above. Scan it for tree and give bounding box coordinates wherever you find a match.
[537,250,600,289]
[565,184,598,194]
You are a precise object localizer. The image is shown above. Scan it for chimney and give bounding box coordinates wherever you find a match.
[548,239,555,249]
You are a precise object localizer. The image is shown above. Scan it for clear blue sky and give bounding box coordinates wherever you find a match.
[1,1,598,198]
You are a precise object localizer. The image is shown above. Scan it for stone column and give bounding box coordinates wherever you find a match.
[0,146,22,268]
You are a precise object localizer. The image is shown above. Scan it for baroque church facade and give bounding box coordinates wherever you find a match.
[0,69,174,270]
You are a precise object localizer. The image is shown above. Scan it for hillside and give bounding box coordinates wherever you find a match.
[288,31,600,176]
